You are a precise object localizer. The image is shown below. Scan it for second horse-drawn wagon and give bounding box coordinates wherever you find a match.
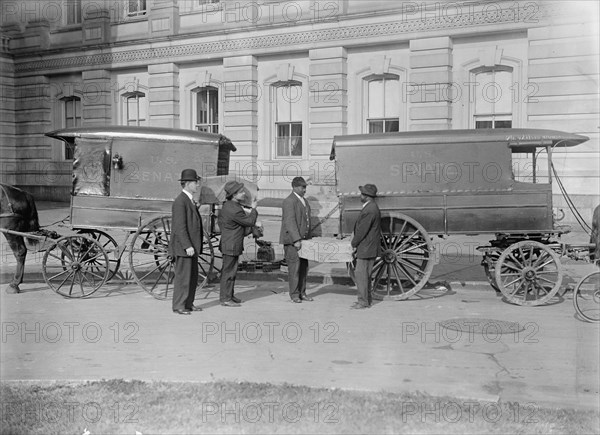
[15,125,246,299]
[328,128,595,306]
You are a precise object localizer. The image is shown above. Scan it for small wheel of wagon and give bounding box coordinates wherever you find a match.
[482,248,502,292]
[129,215,213,300]
[495,241,563,306]
[75,229,121,281]
[42,235,109,298]
[573,270,599,322]
[352,212,434,300]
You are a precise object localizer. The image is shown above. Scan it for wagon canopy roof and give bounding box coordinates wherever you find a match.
[45,126,236,151]
[330,128,588,158]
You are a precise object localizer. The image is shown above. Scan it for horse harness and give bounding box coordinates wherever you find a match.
[0,183,17,218]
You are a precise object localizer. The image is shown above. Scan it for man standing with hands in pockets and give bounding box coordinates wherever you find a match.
[351,184,381,309]
[169,169,204,315]
[218,181,258,307]
[280,176,312,303]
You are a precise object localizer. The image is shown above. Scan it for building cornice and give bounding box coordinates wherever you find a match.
[13,2,560,74]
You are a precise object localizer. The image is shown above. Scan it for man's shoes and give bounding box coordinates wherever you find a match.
[300,295,314,301]
[291,298,302,303]
[173,309,191,315]
[231,296,242,304]
[350,302,369,310]
[221,301,241,307]
[187,305,203,311]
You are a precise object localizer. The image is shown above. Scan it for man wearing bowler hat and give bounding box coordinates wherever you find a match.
[168,169,204,315]
[351,184,381,309]
[279,176,313,303]
[218,180,258,307]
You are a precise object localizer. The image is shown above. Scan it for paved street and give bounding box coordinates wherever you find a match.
[1,202,598,412]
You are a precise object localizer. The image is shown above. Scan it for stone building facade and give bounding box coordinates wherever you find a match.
[0,0,598,225]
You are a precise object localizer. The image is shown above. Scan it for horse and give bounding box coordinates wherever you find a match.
[0,183,41,293]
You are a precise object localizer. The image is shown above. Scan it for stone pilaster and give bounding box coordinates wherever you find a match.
[408,36,453,130]
[82,70,111,126]
[82,8,110,46]
[148,63,180,128]
[308,47,347,160]
[148,0,180,37]
[223,55,258,177]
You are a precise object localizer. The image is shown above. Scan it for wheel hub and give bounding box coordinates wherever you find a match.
[71,262,81,271]
[383,249,397,263]
[523,267,536,281]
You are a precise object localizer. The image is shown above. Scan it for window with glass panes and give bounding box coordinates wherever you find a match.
[66,0,82,25]
[274,82,303,158]
[123,92,147,126]
[194,87,219,133]
[62,96,81,159]
[472,67,513,129]
[366,75,400,133]
[127,0,147,16]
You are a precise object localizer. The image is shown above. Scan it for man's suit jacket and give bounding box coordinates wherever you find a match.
[351,200,381,259]
[218,200,258,256]
[279,193,311,245]
[169,192,203,257]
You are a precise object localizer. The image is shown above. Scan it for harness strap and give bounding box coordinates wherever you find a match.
[0,184,15,216]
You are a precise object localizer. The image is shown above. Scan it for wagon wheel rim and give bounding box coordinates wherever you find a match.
[495,241,563,306]
[198,230,216,286]
[573,270,600,322]
[75,229,121,281]
[369,213,434,300]
[129,215,174,300]
[482,248,502,292]
[42,235,109,298]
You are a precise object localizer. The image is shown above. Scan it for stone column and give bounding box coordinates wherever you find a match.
[308,47,347,160]
[148,0,180,37]
[408,36,453,130]
[307,47,347,235]
[82,69,111,126]
[148,63,180,128]
[223,55,258,178]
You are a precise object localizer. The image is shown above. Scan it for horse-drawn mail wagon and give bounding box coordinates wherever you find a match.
[1,126,243,299]
[330,128,593,305]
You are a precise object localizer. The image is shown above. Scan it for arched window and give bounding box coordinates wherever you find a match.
[60,95,81,159]
[365,74,400,133]
[272,81,303,158]
[122,91,147,126]
[193,86,219,133]
[471,66,513,129]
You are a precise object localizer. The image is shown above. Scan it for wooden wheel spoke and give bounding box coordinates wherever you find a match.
[396,261,419,287]
[397,257,424,273]
[507,252,525,269]
[391,264,405,294]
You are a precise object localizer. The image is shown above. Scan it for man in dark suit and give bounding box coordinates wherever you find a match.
[218,181,258,307]
[279,176,312,303]
[169,169,204,315]
[351,184,381,309]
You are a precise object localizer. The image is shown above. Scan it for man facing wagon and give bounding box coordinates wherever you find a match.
[350,184,381,309]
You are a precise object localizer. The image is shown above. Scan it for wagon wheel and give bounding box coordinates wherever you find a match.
[481,248,502,292]
[74,229,121,281]
[42,235,109,298]
[200,232,220,283]
[573,270,600,322]
[129,215,213,300]
[349,213,435,300]
[495,241,563,306]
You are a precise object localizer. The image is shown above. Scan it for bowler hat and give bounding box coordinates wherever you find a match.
[179,169,201,181]
[292,176,307,187]
[359,184,378,197]
[224,180,244,196]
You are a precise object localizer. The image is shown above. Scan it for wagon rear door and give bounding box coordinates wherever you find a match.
[72,137,112,196]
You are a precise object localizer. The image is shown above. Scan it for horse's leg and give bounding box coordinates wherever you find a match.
[4,234,27,293]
